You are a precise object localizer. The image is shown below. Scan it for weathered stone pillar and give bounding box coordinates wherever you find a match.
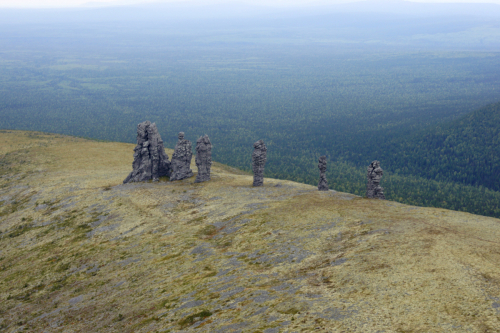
[252,140,267,186]
[123,121,171,183]
[170,132,194,181]
[195,135,212,183]
[366,160,385,199]
[318,156,329,191]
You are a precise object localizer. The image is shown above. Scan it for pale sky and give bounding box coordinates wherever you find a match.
[1,0,499,8]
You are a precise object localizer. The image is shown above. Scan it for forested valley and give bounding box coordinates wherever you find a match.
[1,3,500,217]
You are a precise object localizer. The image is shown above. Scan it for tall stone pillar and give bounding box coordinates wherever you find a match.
[170,132,194,181]
[318,156,329,191]
[123,121,171,183]
[195,135,212,183]
[366,160,385,199]
[252,140,267,187]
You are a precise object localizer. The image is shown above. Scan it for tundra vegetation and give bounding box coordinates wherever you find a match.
[0,131,499,332]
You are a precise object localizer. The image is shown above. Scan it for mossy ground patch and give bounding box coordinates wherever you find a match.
[0,131,499,332]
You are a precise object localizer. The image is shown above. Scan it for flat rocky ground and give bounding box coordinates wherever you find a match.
[1,130,499,332]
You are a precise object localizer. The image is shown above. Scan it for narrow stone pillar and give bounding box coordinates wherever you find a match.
[195,135,212,183]
[170,132,194,181]
[366,160,385,199]
[252,140,267,186]
[318,156,329,191]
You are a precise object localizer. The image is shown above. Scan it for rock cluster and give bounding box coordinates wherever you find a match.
[170,132,194,181]
[366,160,385,199]
[195,135,212,183]
[123,124,387,195]
[252,140,267,186]
[318,156,329,191]
[123,121,171,183]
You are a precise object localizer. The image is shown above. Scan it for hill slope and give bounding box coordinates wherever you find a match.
[0,130,499,332]
[382,101,500,191]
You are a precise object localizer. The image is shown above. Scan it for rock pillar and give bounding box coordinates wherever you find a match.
[318,156,329,191]
[195,135,212,183]
[170,132,194,181]
[366,160,385,199]
[123,121,171,183]
[252,140,267,187]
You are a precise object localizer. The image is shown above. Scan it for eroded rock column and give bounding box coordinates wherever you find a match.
[195,135,212,183]
[252,140,267,186]
[318,156,329,191]
[170,132,194,181]
[366,160,385,199]
[123,121,171,183]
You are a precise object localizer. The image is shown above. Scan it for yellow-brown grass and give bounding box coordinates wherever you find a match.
[0,130,499,332]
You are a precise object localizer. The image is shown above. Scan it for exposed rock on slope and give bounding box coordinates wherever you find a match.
[252,139,267,186]
[195,135,212,183]
[1,130,499,333]
[366,160,385,199]
[123,121,171,183]
[170,132,194,181]
[318,155,329,191]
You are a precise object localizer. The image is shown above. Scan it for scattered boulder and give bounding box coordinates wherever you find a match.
[318,156,329,191]
[170,132,194,181]
[123,121,171,183]
[366,160,385,199]
[252,140,267,186]
[195,135,212,183]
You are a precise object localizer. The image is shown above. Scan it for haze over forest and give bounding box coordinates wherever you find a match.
[1,0,500,216]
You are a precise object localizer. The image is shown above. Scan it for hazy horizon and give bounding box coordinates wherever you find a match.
[2,0,500,23]
[2,0,500,9]
[2,0,500,216]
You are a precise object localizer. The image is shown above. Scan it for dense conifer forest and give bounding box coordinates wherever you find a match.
[1,4,500,217]
[373,102,500,191]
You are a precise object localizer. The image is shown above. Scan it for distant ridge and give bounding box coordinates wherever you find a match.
[382,101,500,191]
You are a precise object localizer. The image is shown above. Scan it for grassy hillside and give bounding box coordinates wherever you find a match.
[0,130,499,332]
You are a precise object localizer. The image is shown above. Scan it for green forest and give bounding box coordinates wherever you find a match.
[1,10,500,217]
[372,102,500,191]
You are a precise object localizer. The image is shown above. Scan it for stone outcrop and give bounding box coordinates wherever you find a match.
[170,132,194,181]
[123,121,171,183]
[318,156,329,191]
[195,135,212,183]
[366,160,385,199]
[252,140,267,186]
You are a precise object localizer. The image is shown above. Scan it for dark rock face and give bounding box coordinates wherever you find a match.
[123,121,171,183]
[252,140,267,187]
[195,135,212,183]
[366,160,385,199]
[318,156,329,191]
[170,132,194,181]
